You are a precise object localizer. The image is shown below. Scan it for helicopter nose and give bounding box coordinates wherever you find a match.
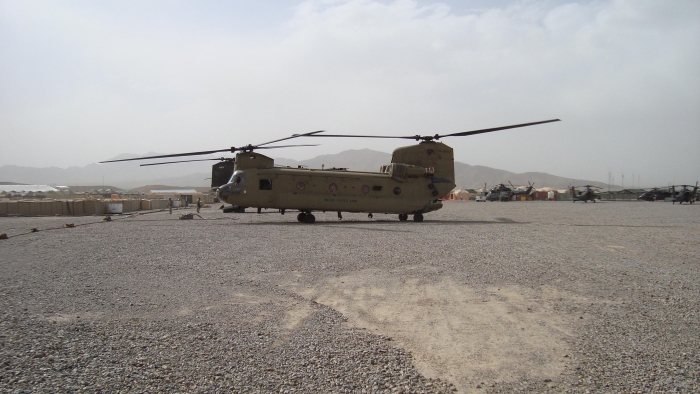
[217,184,231,201]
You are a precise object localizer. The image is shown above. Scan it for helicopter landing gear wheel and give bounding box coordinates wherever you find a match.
[413,213,424,222]
[398,214,408,221]
[297,212,315,223]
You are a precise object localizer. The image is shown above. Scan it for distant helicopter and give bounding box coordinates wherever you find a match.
[670,183,698,204]
[485,183,512,202]
[102,120,560,223]
[637,187,673,202]
[509,181,535,197]
[570,185,602,203]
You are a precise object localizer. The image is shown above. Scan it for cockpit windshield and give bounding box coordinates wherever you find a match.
[229,170,245,187]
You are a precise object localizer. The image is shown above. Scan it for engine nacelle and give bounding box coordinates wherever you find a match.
[382,163,434,181]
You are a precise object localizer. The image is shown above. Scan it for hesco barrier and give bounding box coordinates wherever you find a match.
[0,199,173,216]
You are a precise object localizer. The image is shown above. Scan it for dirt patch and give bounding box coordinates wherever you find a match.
[297,272,576,391]
[44,311,105,323]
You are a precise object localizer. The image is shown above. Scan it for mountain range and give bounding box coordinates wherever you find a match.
[0,149,608,190]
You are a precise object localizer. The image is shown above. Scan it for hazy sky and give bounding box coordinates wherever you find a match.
[1,0,698,186]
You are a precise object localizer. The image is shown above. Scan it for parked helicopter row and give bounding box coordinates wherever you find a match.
[567,184,698,204]
[475,183,698,204]
[637,183,698,204]
[101,120,561,223]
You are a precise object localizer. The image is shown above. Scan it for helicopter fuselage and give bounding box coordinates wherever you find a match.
[216,141,456,217]
[638,189,672,201]
[571,188,599,202]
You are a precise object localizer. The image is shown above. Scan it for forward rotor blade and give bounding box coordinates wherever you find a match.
[101,131,324,164]
[439,119,561,138]
[100,149,232,163]
[136,145,318,166]
[140,158,229,166]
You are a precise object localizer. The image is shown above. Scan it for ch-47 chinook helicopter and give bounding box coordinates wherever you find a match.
[101,119,560,223]
[569,185,602,203]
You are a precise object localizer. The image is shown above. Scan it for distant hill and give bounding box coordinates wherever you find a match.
[1,148,607,190]
[0,152,213,190]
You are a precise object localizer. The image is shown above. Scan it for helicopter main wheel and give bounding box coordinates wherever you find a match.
[413,213,424,222]
[297,212,316,223]
[398,214,408,221]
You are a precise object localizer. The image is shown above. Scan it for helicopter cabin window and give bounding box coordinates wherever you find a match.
[259,179,272,190]
[373,186,382,191]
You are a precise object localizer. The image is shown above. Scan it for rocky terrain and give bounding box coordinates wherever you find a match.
[1,201,698,392]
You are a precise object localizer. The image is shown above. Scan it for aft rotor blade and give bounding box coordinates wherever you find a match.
[295,134,413,139]
[140,158,229,166]
[295,119,560,141]
[256,130,326,147]
[100,149,232,163]
[253,144,319,150]
[439,119,561,138]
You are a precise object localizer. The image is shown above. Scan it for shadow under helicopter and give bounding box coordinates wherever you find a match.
[225,218,527,228]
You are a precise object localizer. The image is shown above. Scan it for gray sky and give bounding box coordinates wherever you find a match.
[1,0,698,187]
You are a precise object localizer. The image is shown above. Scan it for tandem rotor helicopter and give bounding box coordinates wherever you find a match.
[102,119,560,223]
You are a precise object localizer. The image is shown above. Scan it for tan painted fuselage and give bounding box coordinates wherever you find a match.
[218,141,457,216]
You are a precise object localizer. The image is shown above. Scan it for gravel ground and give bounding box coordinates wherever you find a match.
[0,201,698,393]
